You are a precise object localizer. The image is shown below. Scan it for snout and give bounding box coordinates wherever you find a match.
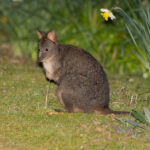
[38,52,49,62]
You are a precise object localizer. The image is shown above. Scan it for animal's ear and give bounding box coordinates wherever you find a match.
[37,30,44,39]
[47,30,57,42]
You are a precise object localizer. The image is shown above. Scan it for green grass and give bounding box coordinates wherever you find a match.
[0,49,150,150]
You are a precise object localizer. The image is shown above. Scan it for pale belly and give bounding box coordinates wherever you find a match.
[43,61,59,82]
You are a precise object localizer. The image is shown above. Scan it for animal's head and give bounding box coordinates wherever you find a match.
[37,30,59,62]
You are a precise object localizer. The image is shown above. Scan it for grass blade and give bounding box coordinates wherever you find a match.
[125,120,146,129]
[131,109,147,124]
[144,107,150,123]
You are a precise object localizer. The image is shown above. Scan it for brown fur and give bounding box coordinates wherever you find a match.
[37,30,129,115]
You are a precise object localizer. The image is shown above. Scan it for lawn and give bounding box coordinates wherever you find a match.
[0,47,150,150]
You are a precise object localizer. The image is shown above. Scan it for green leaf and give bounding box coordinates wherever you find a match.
[144,107,150,123]
[115,117,126,126]
[125,120,145,129]
[131,109,147,124]
[125,119,150,130]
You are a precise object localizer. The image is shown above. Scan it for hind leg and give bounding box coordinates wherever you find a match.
[56,86,84,113]
[56,88,110,114]
[56,87,73,112]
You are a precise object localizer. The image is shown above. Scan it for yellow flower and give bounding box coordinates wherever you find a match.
[101,12,109,21]
[100,8,116,21]
[0,16,8,23]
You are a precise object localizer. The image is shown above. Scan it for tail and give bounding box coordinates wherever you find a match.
[107,109,130,115]
[95,108,130,115]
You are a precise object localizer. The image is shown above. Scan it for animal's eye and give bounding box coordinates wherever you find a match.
[45,48,48,51]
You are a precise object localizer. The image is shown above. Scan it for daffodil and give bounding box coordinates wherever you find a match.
[100,8,116,21]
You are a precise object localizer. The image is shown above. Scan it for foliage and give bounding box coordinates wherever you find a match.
[132,108,150,126]
[115,108,150,133]
[113,0,150,75]
[0,0,147,73]
[0,0,113,59]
